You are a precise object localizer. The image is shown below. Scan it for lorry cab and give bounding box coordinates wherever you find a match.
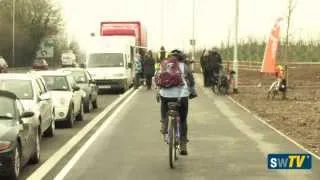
[85,37,135,93]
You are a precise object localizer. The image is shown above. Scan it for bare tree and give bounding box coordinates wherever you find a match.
[284,0,297,86]
[284,0,297,63]
[0,0,63,66]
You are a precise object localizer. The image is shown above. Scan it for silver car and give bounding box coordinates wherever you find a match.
[0,56,8,73]
[58,68,98,113]
[0,73,55,137]
[36,70,84,128]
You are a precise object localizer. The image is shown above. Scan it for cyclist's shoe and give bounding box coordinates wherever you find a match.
[163,133,168,144]
[160,122,167,134]
[180,142,188,155]
[182,136,189,143]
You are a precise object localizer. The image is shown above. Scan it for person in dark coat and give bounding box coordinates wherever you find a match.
[207,48,222,87]
[143,50,155,89]
[200,49,210,87]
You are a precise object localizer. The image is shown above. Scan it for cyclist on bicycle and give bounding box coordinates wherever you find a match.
[156,49,196,155]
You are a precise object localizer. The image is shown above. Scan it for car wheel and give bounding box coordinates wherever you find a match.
[83,98,91,113]
[29,129,40,164]
[43,116,55,137]
[92,98,98,109]
[76,101,84,121]
[121,82,128,93]
[7,143,21,180]
[64,106,74,128]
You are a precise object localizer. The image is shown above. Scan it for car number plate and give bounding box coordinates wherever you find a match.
[99,85,111,89]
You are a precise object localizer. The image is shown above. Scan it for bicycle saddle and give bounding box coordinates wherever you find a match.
[168,102,180,111]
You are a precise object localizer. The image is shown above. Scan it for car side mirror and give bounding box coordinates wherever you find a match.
[127,62,132,69]
[39,93,50,101]
[89,79,95,84]
[76,77,86,83]
[72,85,80,91]
[21,111,34,119]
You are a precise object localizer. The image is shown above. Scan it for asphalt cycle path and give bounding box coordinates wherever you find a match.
[44,78,320,180]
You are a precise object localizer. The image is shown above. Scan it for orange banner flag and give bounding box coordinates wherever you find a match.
[260,17,283,73]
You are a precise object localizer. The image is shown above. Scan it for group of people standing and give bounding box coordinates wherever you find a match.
[134,50,156,89]
[200,48,223,87]
[134,46,168,89]
[134,46,222,90]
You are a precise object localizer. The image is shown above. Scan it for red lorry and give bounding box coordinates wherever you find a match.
[100,21,148,49]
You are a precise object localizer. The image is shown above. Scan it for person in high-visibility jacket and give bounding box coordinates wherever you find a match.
[154,61,160,72]
[158,46,167,62]
[275,64,287,92]
[155,46,167,73]
[275,65,285,79]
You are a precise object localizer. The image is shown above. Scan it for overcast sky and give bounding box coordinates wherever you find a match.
[59,0,320,51]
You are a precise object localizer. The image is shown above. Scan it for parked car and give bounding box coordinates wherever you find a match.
[0,90,39,180]
[0,56,8,73]
[0,73,55,138]
[36,70,84,128]
[32,59,48,70]
[59,68,98,113]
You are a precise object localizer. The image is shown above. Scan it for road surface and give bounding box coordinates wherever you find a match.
[19,93,120,180]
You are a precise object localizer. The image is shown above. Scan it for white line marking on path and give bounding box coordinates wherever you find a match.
[54,88,139,180]
[26,88,136,180]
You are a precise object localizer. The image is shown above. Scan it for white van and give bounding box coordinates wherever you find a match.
[85,36,136,93]
[61,50,77,67]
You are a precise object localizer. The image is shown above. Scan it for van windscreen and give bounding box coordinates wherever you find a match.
[87,53,124,68]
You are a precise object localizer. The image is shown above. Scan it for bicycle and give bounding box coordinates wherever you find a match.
[217,73,230,95]
[211,72,219,94]
[166,101,181,169]
[267,78,287,100]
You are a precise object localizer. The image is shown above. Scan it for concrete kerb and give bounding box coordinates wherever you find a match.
[194,73,320,160]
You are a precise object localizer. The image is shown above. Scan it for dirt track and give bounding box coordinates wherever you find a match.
[230,63,320,156]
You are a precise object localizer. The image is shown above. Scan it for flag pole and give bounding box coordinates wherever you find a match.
[232,0,239,93]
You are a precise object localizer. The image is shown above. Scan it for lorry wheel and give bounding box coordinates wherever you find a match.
[121,82,128,93]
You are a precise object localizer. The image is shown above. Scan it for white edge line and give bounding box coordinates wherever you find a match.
[227,96,320,160]
[54,88,139,180]
[26,88,136,180]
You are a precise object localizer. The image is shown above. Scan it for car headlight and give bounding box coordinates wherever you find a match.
[81,90,87,98]
[0,141,12,151]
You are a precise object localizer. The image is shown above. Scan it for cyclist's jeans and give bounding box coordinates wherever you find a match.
[160,96,189,142]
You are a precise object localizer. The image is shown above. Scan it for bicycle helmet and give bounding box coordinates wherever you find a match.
[276,65,284,71]
[169,49,184,60]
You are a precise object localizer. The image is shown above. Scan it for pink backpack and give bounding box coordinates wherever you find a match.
[155,57,184,88]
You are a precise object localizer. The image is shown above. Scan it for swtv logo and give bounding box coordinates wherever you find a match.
[268,154,312,169]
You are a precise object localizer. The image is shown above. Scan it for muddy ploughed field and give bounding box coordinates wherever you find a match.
[230,63,320,155]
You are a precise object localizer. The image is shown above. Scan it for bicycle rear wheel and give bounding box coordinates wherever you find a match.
[169,117,176,169]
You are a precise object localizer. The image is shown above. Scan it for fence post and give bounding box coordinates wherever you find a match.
[285,64,289,88]
[257,71,262,87]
